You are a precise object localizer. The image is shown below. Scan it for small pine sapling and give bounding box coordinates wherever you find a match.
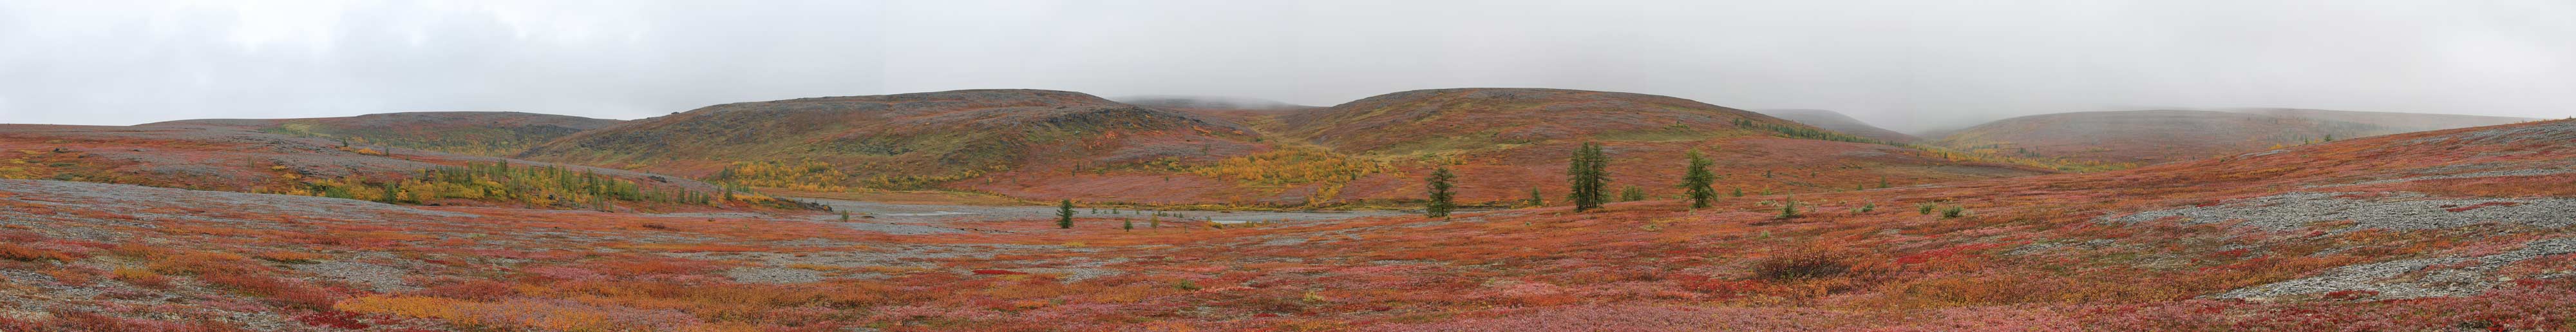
[1778,194,1799,219]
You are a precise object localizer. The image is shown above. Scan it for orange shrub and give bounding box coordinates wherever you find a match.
[200,272,336,309]
[111,267,171,289]
[0,244,77,262]
[104,242,167,259]
[43,267,95,286]
[146,251,261,276]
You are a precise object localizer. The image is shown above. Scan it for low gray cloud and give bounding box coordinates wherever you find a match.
[2,1,2569,132]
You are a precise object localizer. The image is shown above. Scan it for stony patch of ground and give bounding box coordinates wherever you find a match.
[290,261,418,293]
[2215,237,2576,300]
[2104,191,2576,231]
[724,267,826,284]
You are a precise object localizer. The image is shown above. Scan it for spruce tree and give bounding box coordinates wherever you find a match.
[1056,199,1075,229]
[1567,142,1609,211]
[1779,193,1799,219]
[1680,150,1717,209]
[1123,219,1134,231]
[1425,166,1457,219]
[1528,188,1545,206]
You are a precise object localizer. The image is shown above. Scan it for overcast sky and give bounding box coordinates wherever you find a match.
[1,1,2569,131]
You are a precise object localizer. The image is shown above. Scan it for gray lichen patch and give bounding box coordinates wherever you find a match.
[2104,191,2576,231]
[2213,237,2576,300]
[725,267,826,284]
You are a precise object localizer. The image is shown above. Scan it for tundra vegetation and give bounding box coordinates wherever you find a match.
[0,92,2570,331]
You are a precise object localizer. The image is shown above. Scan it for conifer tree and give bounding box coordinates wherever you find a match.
[1779,193,1799,219]
[1527,188,1545,206]
[1567,142,1610,211]
[1123,219,1134,231]
[1680,150,1717,209]
[1056,199,1075,229]
[1424,166,1456,219]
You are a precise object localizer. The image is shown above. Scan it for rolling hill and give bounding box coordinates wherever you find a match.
[0,123,776,211]
[143,112,624,157]
[2226,108,2535,132]
[511,88,2054,207]
[517,89,1284,197]
[1273,88,2050,204]
[1935,109,2543,168]
[1757,109,1918,143]
[1933,110,2399,166]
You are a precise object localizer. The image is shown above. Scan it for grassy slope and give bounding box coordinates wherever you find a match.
[144,112,624,157]
[1276,88,2053,205]
[1935,109,2537,168]
[513,90,1443,208]
[549,88,2059,208]
[2228,108,2537,133]
[0,124,771,212]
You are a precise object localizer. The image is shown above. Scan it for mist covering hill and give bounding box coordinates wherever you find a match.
[1757,109,1918,143]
